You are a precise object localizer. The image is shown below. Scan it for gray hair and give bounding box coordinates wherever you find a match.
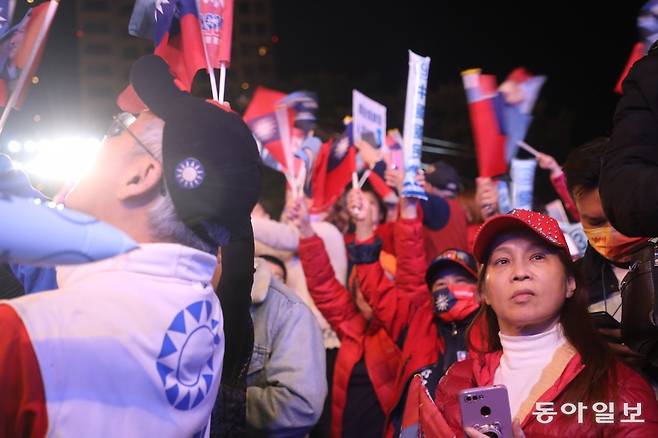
[136,115,215,254]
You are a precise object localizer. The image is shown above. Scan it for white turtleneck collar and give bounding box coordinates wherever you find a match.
[498,323,565,368]
[494,323,567,419]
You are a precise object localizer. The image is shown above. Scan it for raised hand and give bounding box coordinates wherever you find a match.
[347,188,375,240]
[287,197,315,238]
[535,152,563,178]
[347,188,369,223]
[355,139,382,168]
[385,167,404,193]
[476,177,499,219]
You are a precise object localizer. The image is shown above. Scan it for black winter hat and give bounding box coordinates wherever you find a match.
[130,55,262,246]
[424,160,461,196]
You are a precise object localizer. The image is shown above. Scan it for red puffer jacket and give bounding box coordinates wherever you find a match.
[434,350,658,437]
[299,235,402,438]
[352,219,442,402]
[352,219,487,438]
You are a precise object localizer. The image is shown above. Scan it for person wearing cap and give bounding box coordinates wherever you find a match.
[386,247,482,437]
[426,209,658,437]
[417,161,470,260]
[288,194,407,438]
[0,55,261,436]
[343,179,484,438]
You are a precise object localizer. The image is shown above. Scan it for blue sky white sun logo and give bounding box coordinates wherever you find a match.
[156,300,221,411]
[175,158,206,190]
[435,291,452,312]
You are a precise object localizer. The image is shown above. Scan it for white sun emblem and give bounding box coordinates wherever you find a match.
[435,293,450,312]
[252,117,276,142]
[155,0,171,21]
[333,137,349,159]
[175,158,206,190]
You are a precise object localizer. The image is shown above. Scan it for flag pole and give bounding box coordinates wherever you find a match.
[0,0,59,138]
[195,0,219,102]
[8,0,16,25]
[218,63,227,103]
[208,65,219,102]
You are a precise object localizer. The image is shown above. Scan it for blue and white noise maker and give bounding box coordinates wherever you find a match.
[0,194,138,266]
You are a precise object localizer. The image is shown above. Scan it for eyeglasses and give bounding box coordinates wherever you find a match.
[106,112,167,196]
[105,112,158,161]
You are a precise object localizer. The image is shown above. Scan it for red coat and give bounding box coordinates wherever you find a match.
[299,235,401,438]
[353,219,443,403]
[352,219,486,438]
[433,350,658,437]
[346,196,469,264]
[419,197,469,263]
[0,305,48,437]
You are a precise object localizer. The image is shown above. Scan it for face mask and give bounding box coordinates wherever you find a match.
[583,225,647,264]
[432,283,479,322]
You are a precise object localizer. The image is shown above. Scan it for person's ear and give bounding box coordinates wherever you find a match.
[566,275,576,299]
[116,156,163,201]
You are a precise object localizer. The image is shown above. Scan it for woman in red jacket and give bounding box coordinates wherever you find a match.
[432,209,658,437]
[290,196,421,438]
[346,181,485,438]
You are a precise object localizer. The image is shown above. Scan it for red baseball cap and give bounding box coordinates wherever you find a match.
[473,209,570,264]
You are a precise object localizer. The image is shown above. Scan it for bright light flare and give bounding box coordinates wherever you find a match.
[20,137,102,182]
[7,140,21,153]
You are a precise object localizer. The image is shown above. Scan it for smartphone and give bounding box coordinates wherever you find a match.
[589,311,622,331]
[459,385,513,438]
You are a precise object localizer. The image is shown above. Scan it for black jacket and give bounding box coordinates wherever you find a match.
[600,48,658,237]
[575,245,621,309]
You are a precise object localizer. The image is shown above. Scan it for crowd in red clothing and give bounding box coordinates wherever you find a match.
[250,145,658,437]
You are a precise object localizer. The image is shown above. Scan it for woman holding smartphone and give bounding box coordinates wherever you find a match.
[432,209,658,437]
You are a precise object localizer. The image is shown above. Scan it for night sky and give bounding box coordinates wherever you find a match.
[271,0,646,156]
[3,0,650,197]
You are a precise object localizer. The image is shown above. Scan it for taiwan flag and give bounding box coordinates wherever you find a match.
[153,0,206,91]
[129,0,206,91]
[399,375,454,438]
[499,67,546,162]
[243,86,295,173]
[310,126,356,212]
[0,2,54,108]
[615,0,658,93]
[462,69,507,178]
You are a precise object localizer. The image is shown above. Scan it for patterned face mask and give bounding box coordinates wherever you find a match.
[431,283,479,322]
[583,225,647,264]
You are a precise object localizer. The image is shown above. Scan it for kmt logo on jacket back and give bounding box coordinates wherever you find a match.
[156,300,221,410]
